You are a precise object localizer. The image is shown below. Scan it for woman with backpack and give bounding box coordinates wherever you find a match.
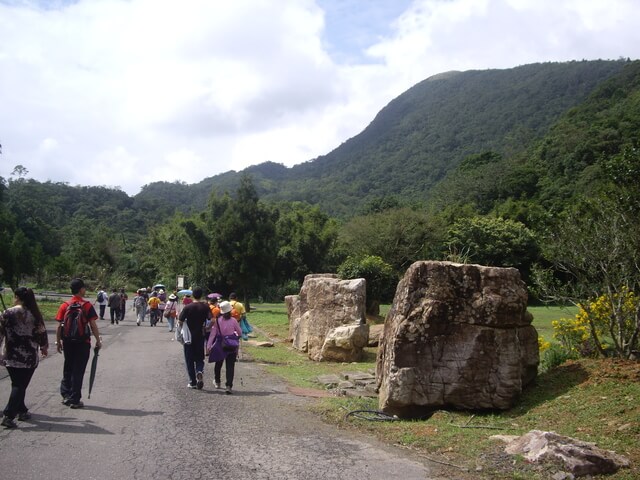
[0,287,49,428]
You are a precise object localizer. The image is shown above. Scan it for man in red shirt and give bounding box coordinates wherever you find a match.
[55,278,102,408]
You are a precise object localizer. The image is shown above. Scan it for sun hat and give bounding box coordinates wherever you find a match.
[219,301,232,314]
[168,294,177,301]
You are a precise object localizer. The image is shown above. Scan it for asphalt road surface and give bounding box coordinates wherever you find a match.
[0,305,440,480]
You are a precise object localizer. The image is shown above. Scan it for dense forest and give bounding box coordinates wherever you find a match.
[1,60,639,324]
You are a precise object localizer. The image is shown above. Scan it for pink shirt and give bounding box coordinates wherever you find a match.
[207,315,242,350]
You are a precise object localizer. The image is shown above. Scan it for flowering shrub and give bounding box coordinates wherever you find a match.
[552,287,639,358]
[538,336,551,353]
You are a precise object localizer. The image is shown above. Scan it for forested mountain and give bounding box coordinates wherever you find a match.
[135,60,628,216]
[2,59,639,307]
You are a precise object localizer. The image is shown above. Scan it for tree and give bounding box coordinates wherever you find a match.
[338,255,397,316]
[273,202,339,283]
[338,207,443,274]
[534,196,640,359]
[445,216,539,275]
[208,174,277,307]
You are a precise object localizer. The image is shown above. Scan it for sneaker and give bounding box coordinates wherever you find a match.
[196,372,204,390]
[225,386,232,395]
[1,416,17,429]
[17,412,31,421]
[69,401,84,409]
[137,321,140,326]
[214,381,221,389]
[187,383,197,389]
[61,398,72,406]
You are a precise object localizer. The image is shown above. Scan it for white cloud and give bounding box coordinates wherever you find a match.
[1,0,639,195]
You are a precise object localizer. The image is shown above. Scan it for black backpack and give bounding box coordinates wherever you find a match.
[97,291,105,303]
[62,302,91,343]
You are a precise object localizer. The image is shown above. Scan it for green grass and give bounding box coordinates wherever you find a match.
[244,303,639,479]
[528,304,578,343]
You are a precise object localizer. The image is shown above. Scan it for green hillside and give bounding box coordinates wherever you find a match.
[135,60,628,216]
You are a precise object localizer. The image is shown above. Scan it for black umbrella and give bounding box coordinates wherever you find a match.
[88,346,100,399]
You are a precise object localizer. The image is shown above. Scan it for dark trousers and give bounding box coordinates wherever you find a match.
[214,352,237,388]
[99,304,106,319]
[60,342,91,403]
[3,367,36,419]
[183,342,205,385]
[110,307,120,323]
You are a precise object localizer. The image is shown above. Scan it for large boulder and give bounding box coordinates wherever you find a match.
[288,274,368,362]
[376,261,539,417]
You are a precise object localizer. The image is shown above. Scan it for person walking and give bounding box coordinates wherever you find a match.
[55,278,102,409]
[0,287,49,428]
[157,290,166,324]
[107,288,121,325]
[119,288,128,322]
[206,301,242,394]
[164,294,179,332]
[178,287,211,390]
[94,287,108,320]
[147,291,161,326]
[133,289,147,326]
[229,292,251,340]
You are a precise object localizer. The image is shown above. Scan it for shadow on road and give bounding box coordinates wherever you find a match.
[84,405,165,417]
[197,389,285,397]
[17,415,115,435]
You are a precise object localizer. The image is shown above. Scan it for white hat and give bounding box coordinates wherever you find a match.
[219,301,232,314]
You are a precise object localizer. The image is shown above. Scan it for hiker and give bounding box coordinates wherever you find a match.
[229,292,252,340]
[147,291,161,326]
[205,295,221,344]
[0,287,49,429]
[55,278,102,409]
[178,287,211,390]
[119,288,128,322]
[107,288,121,325]
[94,287,108,320]
[164,294,179,332]
[182,293,193,307]
[133,289,147,326]
[157,290,166,324]
[206,300,242,394]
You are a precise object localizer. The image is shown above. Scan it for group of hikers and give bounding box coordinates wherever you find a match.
[0,278,252,429]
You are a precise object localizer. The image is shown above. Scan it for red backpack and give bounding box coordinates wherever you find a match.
[62,301,91,343]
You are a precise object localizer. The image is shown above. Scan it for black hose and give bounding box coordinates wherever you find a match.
[344,409,398,421]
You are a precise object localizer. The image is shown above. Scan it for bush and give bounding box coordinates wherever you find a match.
[552,288,639,358]
[338,255,397,316]
[539,343,578,373]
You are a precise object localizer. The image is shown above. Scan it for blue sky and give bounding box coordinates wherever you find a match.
[1,0,640,195]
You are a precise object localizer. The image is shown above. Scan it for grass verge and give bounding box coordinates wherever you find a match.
[244,303,639,479]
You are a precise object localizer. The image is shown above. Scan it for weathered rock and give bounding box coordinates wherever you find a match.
[503,430,631,476]
[377,261,539,417]
[288,274,367,362]
[244,340,274,348]
[316,374,342,388]
[367,324,385,347]
[320,324,370,362]
[285,294,308,352]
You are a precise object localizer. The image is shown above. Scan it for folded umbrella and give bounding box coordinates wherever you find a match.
[88,346,100,399]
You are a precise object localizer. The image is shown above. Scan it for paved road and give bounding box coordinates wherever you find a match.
[0,304,439,480]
